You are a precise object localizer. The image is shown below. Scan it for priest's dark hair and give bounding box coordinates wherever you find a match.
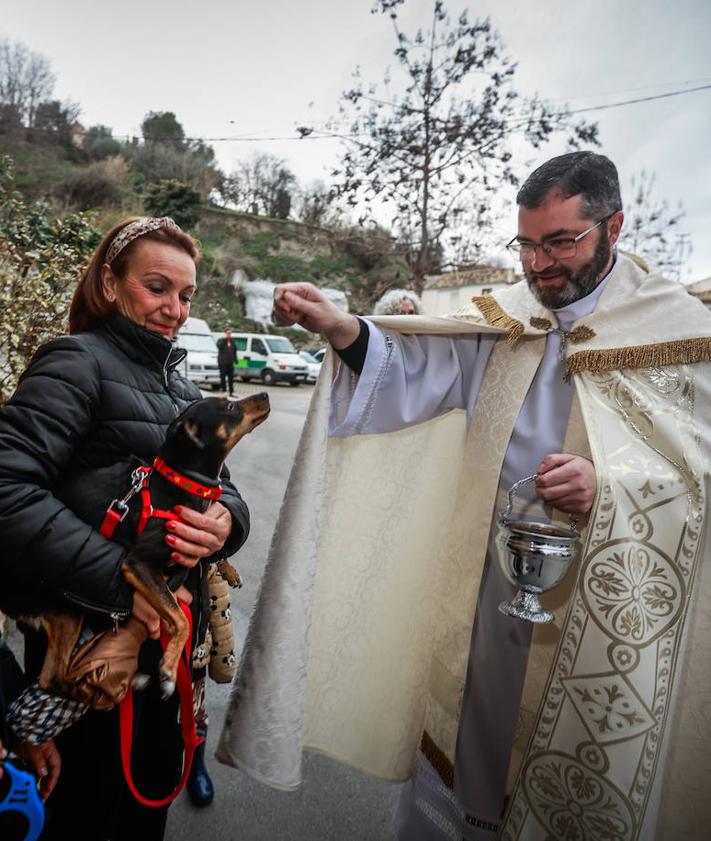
[516,151,622,219]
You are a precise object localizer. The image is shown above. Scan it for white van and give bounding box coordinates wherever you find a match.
[175,317,221,389]
[233,333,309,386]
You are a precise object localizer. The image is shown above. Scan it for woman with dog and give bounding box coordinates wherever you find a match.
[0,217,250,840]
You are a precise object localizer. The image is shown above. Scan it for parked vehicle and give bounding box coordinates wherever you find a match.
[233,333,308,386]
[299,350,322,384]
[175,317,221,389]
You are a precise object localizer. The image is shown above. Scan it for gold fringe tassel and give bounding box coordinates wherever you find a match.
[529,316,552,332]
[421,730,454,790]
[565,337,711,380]
[472,295,524,346]
[569,325,596,344]
[528,319,596,345]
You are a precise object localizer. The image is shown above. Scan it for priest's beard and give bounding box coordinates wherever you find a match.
[524,228,611,309]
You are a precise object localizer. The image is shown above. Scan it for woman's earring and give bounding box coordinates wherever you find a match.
[105,290,115,302]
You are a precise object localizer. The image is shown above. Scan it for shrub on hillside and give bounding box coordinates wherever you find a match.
[0,154,100,403]
[57,155,129,210]
[144,179,201,230]
[127,142,220,198]
[84,125,124,160]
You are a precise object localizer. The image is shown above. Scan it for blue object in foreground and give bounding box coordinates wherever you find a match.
[0,756,45,841]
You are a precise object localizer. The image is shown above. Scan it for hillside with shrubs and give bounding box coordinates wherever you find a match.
[0,35,410,401]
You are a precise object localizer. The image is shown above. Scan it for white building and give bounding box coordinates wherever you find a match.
[421,265,519,316]
[686,277,711,309]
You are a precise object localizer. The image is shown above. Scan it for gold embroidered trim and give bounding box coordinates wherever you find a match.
[569,325,596,344]
[529,316,552,331]
[472,295,524,345]
[421,730,454,789]
[565,337,711,380]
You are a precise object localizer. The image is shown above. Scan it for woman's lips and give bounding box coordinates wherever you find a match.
[148,322,175,336]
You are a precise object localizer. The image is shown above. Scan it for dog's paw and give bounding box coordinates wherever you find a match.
[159,674,176,700]
[132,672,151,692]
[216,558,242,589]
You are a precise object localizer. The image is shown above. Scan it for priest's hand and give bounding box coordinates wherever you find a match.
[535,453,597,514]
[272,282,360,349]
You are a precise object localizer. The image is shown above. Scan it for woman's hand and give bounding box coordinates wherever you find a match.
[535,453,597,514]
[273,283,360,349]
[16,738,62,800]
[164,502,232,566]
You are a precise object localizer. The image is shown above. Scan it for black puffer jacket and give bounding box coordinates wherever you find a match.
[0,314,249,621]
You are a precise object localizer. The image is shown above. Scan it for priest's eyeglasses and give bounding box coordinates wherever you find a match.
[506,212,618,262]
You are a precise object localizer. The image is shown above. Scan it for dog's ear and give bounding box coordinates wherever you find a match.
[182,418,206,449]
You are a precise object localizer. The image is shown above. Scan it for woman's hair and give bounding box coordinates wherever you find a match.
[372,288,423,316]
[68,217,202,334]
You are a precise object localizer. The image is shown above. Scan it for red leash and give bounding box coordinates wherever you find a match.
[118,599,203,808]
[100,459,220,807]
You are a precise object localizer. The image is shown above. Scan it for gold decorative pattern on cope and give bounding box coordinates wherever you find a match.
[522,751,635,840]
[581,541,685,644]
[502,363,708,840]
[565,337,711,380]
[472,295,524,345]
[527,317,596,346]
[569,325,596,344]
[529,316,552,332]
[561,672,656,744]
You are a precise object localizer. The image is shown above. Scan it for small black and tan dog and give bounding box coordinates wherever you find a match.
[35,393,270,701]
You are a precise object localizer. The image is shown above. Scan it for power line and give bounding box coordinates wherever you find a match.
[564,83,711,115]
[546,76,711,103]
[39,80,711,148]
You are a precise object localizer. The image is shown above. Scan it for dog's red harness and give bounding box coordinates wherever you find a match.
[99,458,222,540]
[100,458,221,807]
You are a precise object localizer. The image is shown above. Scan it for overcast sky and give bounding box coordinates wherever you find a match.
[2,0,710,280]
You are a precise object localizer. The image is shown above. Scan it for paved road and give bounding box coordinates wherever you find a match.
[166,382,400,841]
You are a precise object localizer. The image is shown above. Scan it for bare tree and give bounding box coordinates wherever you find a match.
[329,0,599,294]
[0,37,55,127]
[296,181,347,228]
[217,153,297,219]
[618,170,692,281]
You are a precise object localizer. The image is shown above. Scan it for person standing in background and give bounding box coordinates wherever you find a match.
[216,328,237,396]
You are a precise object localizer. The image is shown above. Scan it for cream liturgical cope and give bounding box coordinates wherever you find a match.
[219,254,711,840]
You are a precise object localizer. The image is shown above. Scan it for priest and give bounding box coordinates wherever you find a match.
[219,152,711,840]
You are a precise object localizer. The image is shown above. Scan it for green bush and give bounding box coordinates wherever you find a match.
[84,125,124,161]
[0,155,101,403]
[127,142,220,198]
[57,156,129,210]
[144,179,201,230]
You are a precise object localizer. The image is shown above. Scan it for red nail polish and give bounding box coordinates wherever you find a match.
[171,552,180,561]
[173,506,182,514]
[166,535,176,545]
[166,520,177,530]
